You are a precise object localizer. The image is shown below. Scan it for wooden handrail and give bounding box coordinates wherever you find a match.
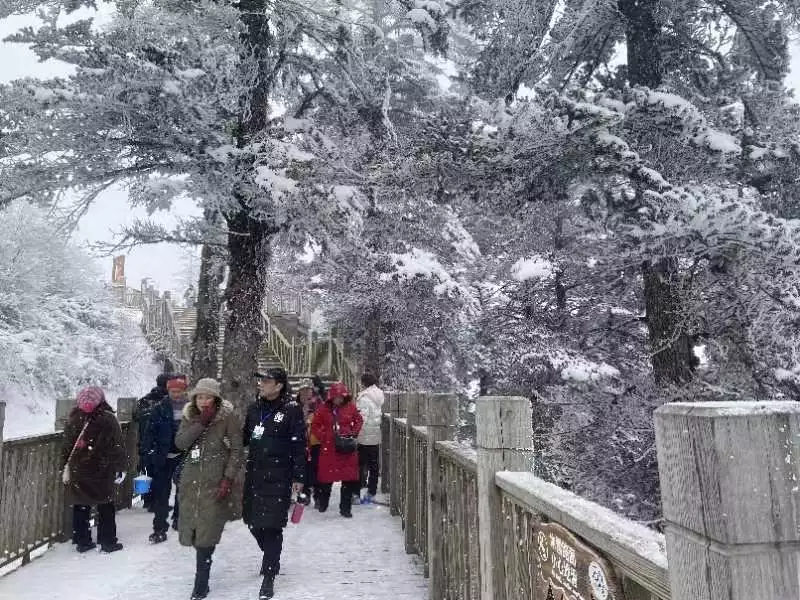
[381,397,672,600]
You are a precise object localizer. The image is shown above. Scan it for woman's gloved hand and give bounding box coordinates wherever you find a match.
[200,405,217,427]
[216,477,232,500]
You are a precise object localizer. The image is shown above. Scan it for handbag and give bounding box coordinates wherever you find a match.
[62,420,91,485]
[333,419,358,454]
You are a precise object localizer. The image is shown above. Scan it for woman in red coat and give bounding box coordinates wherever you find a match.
[311,381,363,518]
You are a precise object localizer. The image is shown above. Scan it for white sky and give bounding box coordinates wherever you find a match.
[3,8,800,292]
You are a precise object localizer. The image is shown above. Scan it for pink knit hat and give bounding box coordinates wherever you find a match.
[77,386,105,414]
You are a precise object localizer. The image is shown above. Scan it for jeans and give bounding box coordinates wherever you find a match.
[151,455,181,533]
[358,444,380,497]
[73,503,117,547]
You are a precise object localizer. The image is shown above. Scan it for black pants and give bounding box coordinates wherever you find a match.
[151,456,180,533]
[317,481,360,513]
[73,503,117,546]
[307,446,321,502]
[250,527,283,577]
[358,444,380,497]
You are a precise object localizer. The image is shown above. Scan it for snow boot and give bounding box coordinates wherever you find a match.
[191,547,214,600]
[171,519,179,531]
[101,542,124,553]
[259,558,280,576]
[340,508,353,519]
[149,531,168,544]
[76,542,96,553]
[259,576,275,600]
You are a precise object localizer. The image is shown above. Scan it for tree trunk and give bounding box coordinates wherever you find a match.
[619,0,695,382]
[219,212,275,413]
[191,239,225,383]
[218,0,277,414]
[363,304,382,379]
[617,0,662,88]
[642,258,694,382]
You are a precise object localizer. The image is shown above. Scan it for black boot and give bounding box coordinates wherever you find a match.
[259,575,275,600]
[191,547,214,599]
[259,557,280,576]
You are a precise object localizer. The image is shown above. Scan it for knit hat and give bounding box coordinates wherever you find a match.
[298,378,314,390]
[77,386,106,414]
[188,378,222,401]
[167,378,188,392]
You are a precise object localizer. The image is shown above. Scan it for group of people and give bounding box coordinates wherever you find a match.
[59,368,385,600]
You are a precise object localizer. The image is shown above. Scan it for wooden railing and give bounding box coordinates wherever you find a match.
[436,442,480,599]
[382,392,671,600]
[0,410,138,570]
[111,279,189,372]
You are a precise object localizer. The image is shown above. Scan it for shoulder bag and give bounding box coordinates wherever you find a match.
[333,410,358,453]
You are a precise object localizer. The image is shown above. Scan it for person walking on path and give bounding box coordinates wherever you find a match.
[167,376,189,530]
[141,376,182,544]
[61,386,127,554]
[356,373,384,504]
[136,373,170,511]
[175,378,243,600]
[312,381,363,518]
[243,368,306,600]
[297,379,321,507]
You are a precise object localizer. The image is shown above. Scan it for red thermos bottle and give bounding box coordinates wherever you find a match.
[291,493,308,524]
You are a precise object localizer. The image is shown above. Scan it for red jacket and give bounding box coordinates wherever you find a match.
[312,400,363,484]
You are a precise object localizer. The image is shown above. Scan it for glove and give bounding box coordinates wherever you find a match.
[216,478,232,500]
[200,405,217,427]
[62,466,71,485]
[114,472,126,485]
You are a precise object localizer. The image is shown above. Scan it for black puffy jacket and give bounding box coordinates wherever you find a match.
[242,396,306,529]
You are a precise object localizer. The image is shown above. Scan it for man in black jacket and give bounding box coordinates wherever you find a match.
[243,367,306,600]
[135,373,170,511]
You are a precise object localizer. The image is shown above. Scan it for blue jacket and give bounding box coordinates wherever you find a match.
[141,395,176,470]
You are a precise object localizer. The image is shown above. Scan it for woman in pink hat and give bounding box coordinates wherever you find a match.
[60,386,128,553]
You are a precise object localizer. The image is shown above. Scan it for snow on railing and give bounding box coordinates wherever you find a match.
[381,393,671,600]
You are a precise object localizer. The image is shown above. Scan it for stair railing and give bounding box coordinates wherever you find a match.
[262,308,296,373]
[327,333,360,394]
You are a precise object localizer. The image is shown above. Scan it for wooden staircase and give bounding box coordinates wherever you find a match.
[171,299,354,393]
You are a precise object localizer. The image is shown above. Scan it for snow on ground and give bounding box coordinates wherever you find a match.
[0,487,428,600]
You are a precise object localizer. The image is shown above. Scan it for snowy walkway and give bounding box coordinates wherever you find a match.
[0,489,427,600]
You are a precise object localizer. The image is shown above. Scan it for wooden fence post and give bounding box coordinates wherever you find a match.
[0,400,5,510]
[55,397,74,542]
[427,393,458,600]
[381,391,400,495]
[404,392,425,553]
[475,396,533,600]
[116,397,137,510]
[655,401,800,600]
[389,392,408,516]
[54,398,74,432]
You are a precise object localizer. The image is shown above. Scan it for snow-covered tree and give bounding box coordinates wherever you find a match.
[0,200,158,433]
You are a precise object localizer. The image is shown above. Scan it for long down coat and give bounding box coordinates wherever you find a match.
[61,403,127,506]
[242,396,306,530]
[175,399,243,548]
[312,400,363,484]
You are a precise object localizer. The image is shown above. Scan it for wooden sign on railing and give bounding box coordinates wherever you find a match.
[534,521,622,600]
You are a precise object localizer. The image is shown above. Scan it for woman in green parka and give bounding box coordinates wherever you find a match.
[175,378,243,600]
